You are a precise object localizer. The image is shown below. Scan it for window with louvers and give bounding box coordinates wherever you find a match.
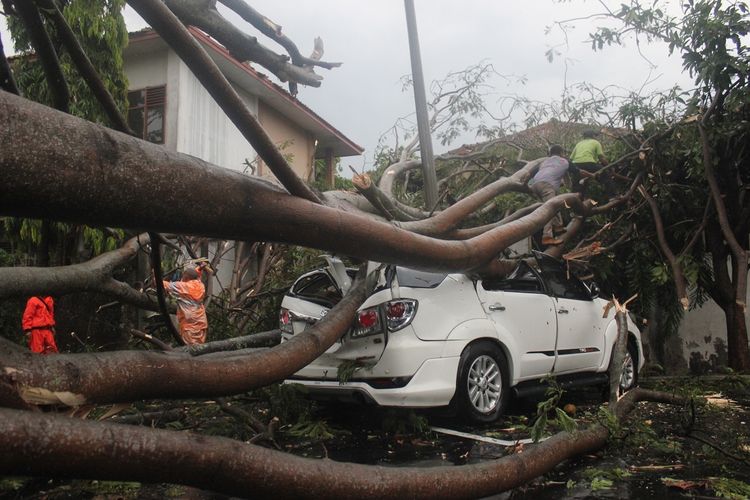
[127,86,166,144]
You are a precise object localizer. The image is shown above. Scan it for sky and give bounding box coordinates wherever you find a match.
[2,1,693,170]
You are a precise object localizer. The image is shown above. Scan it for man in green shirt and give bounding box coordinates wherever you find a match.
[569,130,608,196]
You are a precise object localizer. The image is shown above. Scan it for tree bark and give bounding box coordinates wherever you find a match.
[127,0,321,203]
[0,388,685,499]
[723,301,750,371]
[0,270,368,406]
[0,234,162,310]
[0,91,585,275]
[0,273,370,406]
[396,158,544,236]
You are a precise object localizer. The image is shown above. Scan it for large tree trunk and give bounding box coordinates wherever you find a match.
[0,388,684,499]
[0,90,584,274]
[0,270,368,407]
[723,301,750,371]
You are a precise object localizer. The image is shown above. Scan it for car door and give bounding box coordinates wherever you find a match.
[476,263,558,380]
[535,254,605,373]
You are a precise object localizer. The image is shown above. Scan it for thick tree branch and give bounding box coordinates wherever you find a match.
[164,0,327,86]
[149,232,185,345]
[33,0,133,134]
[352,173,420,221]
[12,0,69,111]
[638,186,689,310]
[397,158,545,236]
[0,35,19,94]
[0,91,585,274]
[126,0,321,203]
[699,120,748,310]
[177,330,280,356]
[0,388,686,498]
[0,268,369,406]
[0,234,163,312]
[216,0,341,71]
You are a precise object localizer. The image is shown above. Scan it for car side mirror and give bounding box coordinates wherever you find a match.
[588,281,600,299]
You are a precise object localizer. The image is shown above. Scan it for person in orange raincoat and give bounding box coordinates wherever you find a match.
[22,296,59,354]
[163,267,208,345]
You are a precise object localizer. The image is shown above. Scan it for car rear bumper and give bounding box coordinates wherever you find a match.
[286,356,461,408]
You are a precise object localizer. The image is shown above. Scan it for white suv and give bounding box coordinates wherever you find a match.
[280,253,643,423]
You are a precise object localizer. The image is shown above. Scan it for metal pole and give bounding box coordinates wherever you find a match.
[403,0,438,208]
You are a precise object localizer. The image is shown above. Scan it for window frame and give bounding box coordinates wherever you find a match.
[127,85,166,144]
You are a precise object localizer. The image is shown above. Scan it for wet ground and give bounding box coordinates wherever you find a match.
[2,376,749,499]
[298,376,750,499]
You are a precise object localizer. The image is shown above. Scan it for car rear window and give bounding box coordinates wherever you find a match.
[395,268,447,288]
[291,272,342,305]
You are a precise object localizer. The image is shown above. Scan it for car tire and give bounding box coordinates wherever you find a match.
[453,342,510,423]
[604,338,639,399]
[619,340,639,393]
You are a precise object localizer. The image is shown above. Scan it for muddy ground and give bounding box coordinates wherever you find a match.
[2,375,749,499]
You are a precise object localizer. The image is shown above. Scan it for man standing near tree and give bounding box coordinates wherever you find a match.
[22,296,59,354]
[529,144,569,246]
[569,130,609,197]
[162,266,208,345]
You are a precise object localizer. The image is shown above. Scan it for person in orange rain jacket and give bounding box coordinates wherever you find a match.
[22,296,59,354]
[163,267,208,345]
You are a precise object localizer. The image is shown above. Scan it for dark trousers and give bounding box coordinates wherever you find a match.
[530,181,561,239]
[570,162,610,198]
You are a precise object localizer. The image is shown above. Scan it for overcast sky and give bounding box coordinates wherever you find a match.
[3,1,692,170]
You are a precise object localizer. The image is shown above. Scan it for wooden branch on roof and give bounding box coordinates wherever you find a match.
[164,0,328,87]
[218,0,341,71]
[128,0,321,204]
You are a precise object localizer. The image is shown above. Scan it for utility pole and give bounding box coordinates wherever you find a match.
[403,0,438,208]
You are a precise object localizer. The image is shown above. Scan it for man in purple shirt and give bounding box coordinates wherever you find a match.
[529,144,569,246]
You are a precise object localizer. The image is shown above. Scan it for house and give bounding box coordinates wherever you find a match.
[124,28,362,184]
[124,28,362,290]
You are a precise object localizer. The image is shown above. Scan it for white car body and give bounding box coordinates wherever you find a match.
[280,253,643,420]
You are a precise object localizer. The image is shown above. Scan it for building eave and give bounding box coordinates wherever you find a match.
[127,28,363,159]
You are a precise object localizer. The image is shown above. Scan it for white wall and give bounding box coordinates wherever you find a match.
[124,48,259,172]
[175,60,259,173]
[678,286,750,372]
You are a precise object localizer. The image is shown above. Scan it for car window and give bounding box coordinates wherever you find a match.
[396,267,447,288]
[481,262,543,293]
[534,254,592,301]
[291,271,342,306]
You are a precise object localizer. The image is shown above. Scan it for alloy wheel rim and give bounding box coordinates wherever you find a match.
[619,352,635,390]
[467,354,502,413]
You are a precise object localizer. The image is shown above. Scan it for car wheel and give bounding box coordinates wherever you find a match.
[619,341,638,392]
[454,342,509,423]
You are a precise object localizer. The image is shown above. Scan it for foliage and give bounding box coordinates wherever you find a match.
[530,377,578,442]
[5,1,130,269]
[262,383,314,425]
[579,466,631,492]
[312,158,355,191]
[287,419,337,441]
[336,359,374,384]
[589,477,614,491]
[8,0,129,124]
[712,476,750,500]
[380,409,430,436]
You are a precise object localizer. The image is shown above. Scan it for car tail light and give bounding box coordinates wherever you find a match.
[351,306,382,338]
[279,308,293,334]
[385,299,417,331]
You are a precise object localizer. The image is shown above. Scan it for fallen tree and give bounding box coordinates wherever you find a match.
[0,0,737,497]
[0,388,686,499]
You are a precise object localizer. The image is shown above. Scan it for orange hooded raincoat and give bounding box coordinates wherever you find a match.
[163,278,208,345]
[22,296,59,354]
